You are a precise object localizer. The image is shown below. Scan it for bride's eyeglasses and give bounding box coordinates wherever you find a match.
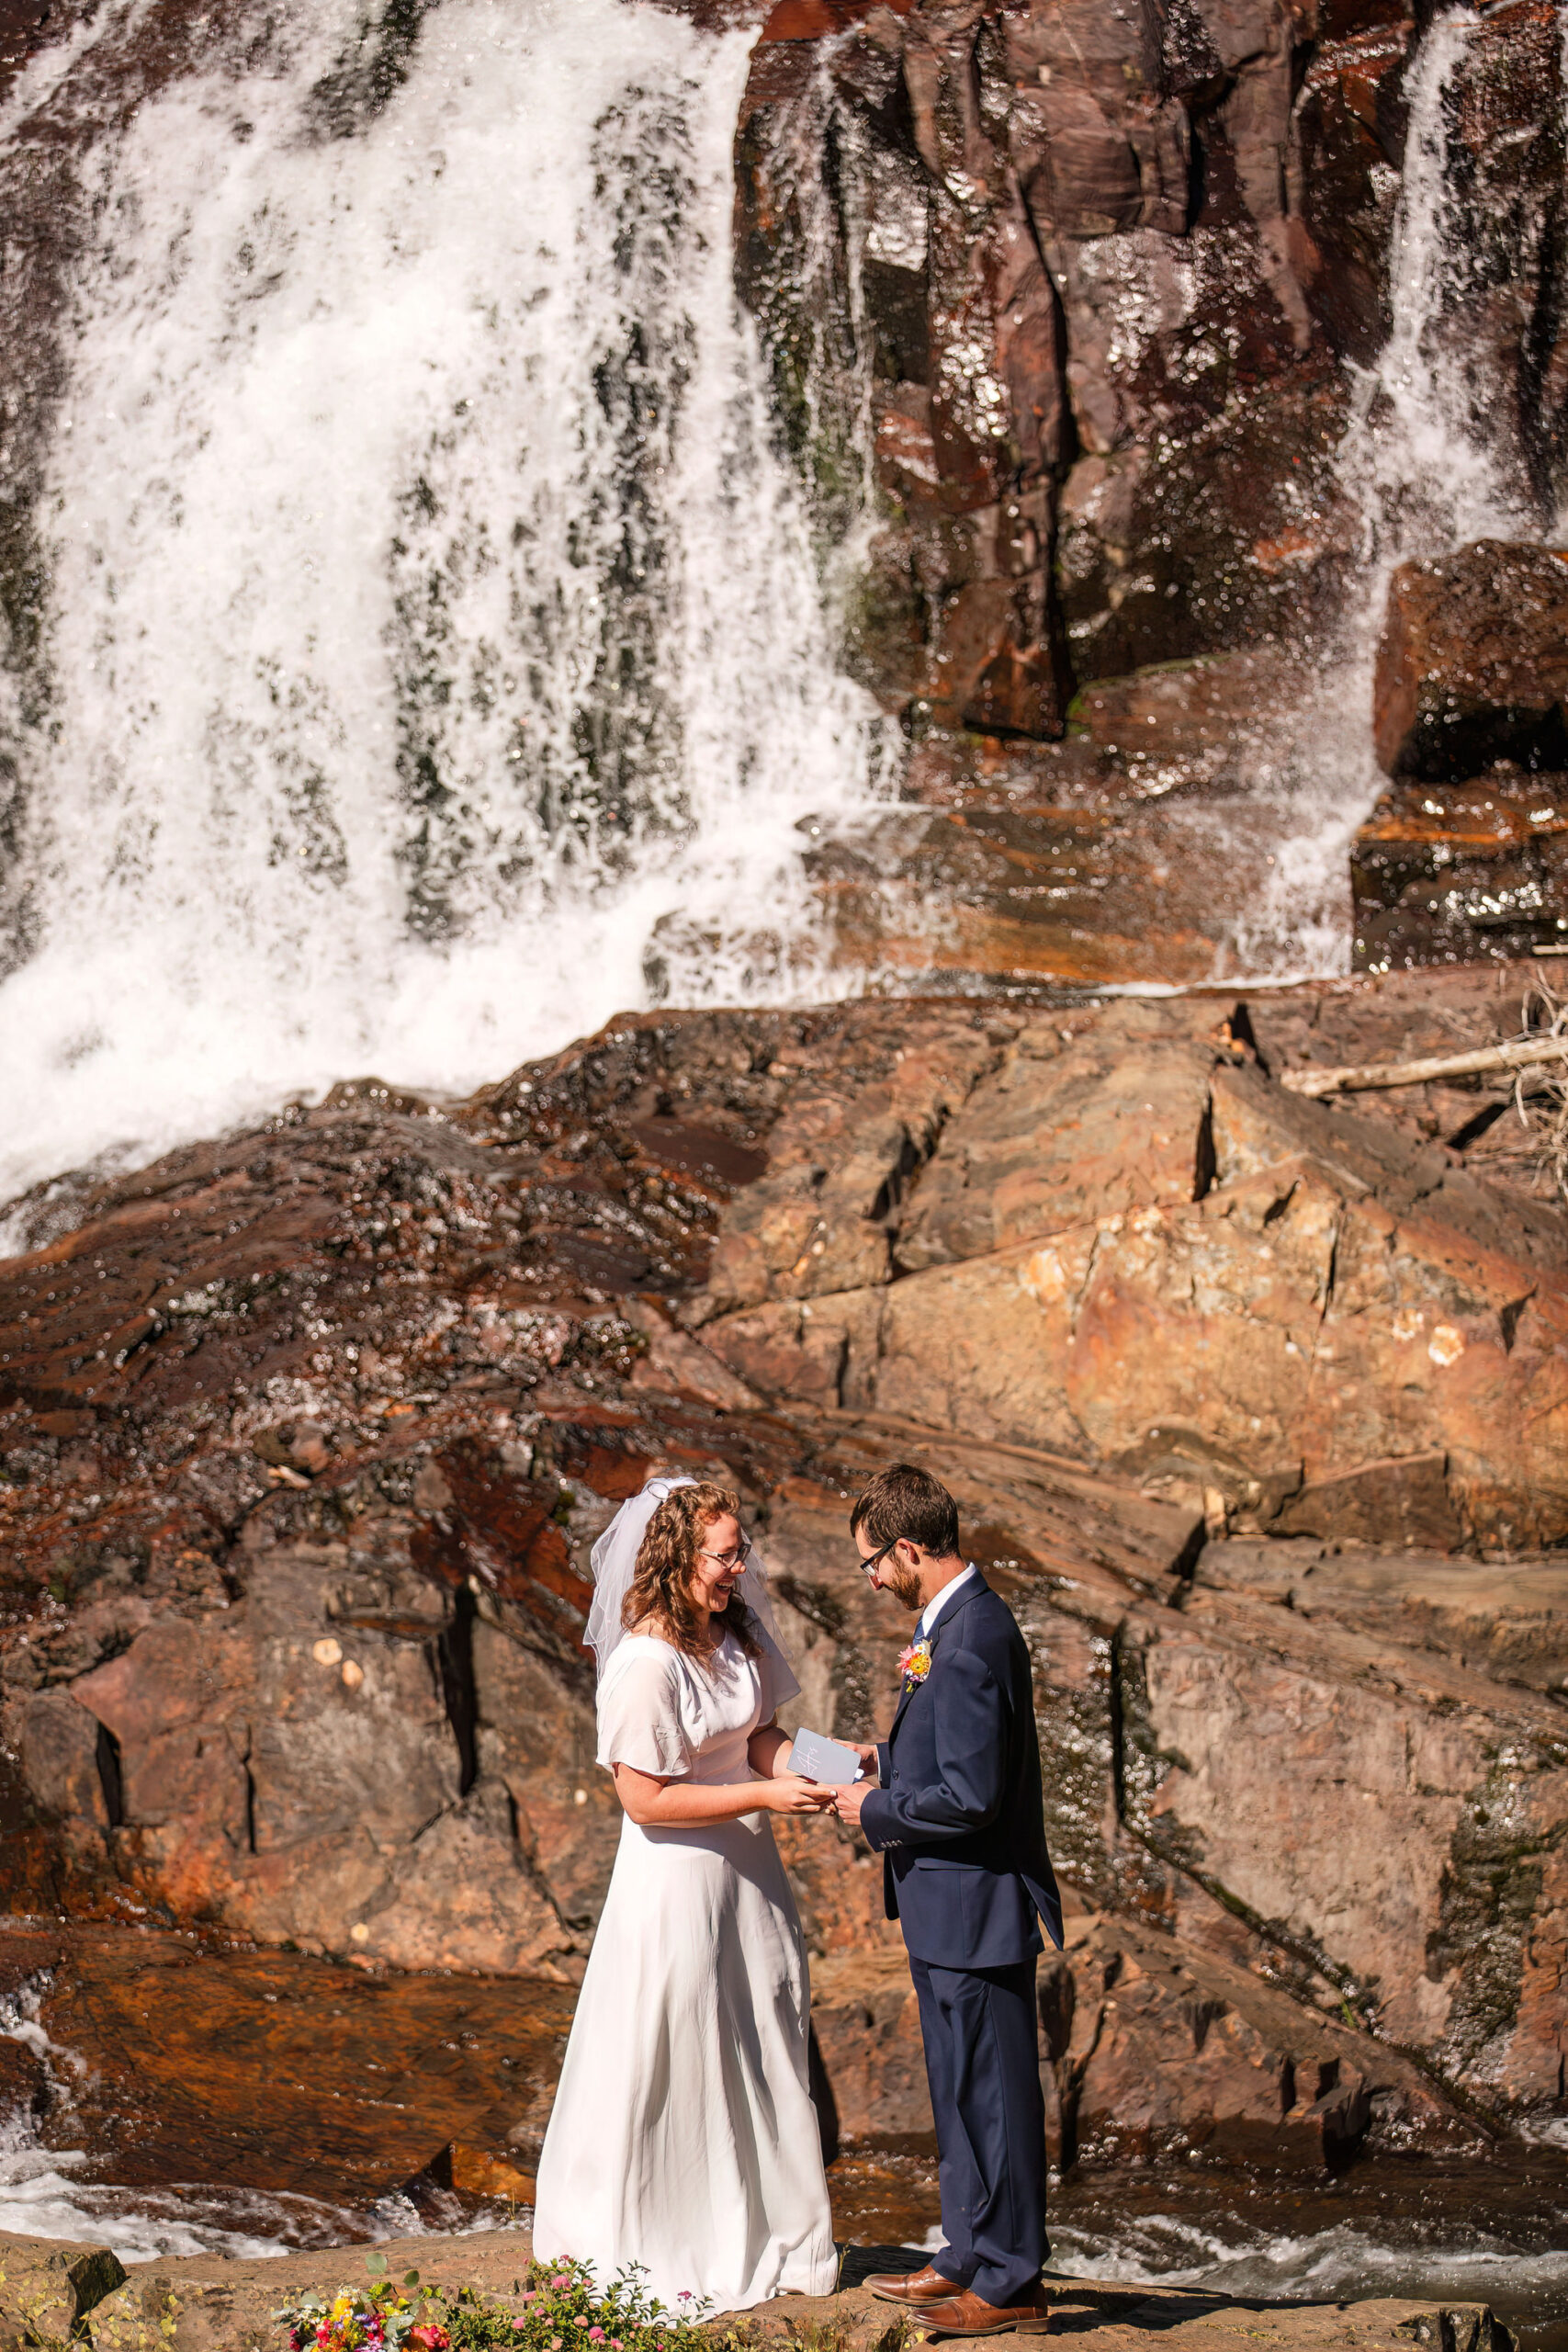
[699,1544,747,1572]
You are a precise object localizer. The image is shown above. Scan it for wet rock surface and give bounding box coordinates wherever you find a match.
[1352,770,1568,971]
[1374,547,1568,787]
[0,2223,1524,2352]
[1355,544,1568,967]
[0,961,1565,2177]
[724,0,1568,991]
[32,2226,1511,2352]
[728,0,1564,751]
[733,0,1373,729]
[803,648,1318,989]
[0,1918,575,2211]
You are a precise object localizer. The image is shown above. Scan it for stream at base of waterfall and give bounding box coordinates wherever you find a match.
[0,2098,1562,2348]
[0,1936,1562,2348]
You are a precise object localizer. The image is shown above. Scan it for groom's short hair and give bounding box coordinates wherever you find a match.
[851,1464,961,1558]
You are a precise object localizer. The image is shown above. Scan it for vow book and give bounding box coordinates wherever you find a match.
[787,1727,863,1785]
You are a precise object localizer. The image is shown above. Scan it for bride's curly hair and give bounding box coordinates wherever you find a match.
[624,1481,762,1662]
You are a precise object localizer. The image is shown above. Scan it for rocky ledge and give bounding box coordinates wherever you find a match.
[0,958,1565,2180]
[0,2229,1520,2352]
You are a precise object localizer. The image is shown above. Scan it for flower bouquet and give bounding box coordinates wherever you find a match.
[276,2256,713,2352]
[276,2273,426,2352]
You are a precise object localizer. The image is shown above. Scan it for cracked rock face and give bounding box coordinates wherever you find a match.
[699,1003,1568,1552]
[1355,541,1568,965]
[1,961,1565,2156]
[1374,545,1568,786]
[735,0,1370,729]
[728,0,1568,988]
[730,0,1567,737]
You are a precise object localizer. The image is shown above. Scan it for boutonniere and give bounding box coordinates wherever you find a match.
[898,1636,933,1688]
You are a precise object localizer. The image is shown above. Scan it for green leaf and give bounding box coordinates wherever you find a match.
[403,2271,422,2288]
[366,2255,389,2277]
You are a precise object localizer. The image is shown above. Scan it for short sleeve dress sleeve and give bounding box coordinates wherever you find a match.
[753,1618,801,1723]
[596,1645,697,1777]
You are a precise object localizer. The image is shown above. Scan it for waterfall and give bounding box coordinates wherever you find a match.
[1337,7,1540,566]
[1222,5,1545,978]
[0,0,883,1211]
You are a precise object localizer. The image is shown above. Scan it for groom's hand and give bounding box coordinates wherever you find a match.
[831,1779,870,1827]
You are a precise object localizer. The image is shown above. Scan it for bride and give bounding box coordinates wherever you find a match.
[531,1476,840,2311]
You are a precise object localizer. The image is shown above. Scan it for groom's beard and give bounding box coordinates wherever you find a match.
[882,1559,925,1611]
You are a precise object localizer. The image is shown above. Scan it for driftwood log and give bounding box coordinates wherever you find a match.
[1282,1034,1568,1098]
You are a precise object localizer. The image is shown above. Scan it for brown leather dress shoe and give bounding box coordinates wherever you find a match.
[915,2290,1052,2337]
[864,2265,964,2306]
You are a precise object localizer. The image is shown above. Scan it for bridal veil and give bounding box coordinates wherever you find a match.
[583,1472,788,1677]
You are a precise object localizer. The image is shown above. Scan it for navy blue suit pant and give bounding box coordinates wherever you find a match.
[910,1954,1047,2306]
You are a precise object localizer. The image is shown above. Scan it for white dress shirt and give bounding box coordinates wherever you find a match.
[918,1563,978,1640]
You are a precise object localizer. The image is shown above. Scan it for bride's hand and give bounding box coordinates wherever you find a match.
[763,1774,834,1815]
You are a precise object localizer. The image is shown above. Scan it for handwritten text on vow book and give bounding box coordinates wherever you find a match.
[786,1728,863,1785]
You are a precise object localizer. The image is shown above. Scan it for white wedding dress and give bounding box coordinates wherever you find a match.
[531,1626,838,2312]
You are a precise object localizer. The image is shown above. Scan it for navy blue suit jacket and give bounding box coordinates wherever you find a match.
[859,1573,1063,1970]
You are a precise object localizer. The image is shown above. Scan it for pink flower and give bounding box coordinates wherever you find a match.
[551,2277,571,2291]
[588,2331,605,2343]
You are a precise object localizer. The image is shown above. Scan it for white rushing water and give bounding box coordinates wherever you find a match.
[0,2109,325,2262]
[0,0,884,1209]
[0,2098,511,2262]
[0,1983,509,2256]
[1224,4,1544,978]
[919,2211,1568,2338]
[0,1985,300,2256]
[1052,2216,1568,2335]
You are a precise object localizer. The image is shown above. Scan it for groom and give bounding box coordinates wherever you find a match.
[832,1464,1062,2339]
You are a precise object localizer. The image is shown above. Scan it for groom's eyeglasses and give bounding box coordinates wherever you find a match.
[858,1539,897,1580]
